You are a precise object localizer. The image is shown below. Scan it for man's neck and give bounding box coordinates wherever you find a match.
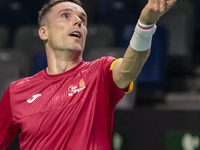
[45,48,83,75]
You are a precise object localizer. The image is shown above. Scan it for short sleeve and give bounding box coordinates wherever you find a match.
[0,88,19,149]
[99,57,133,108]
[109,58,134,93]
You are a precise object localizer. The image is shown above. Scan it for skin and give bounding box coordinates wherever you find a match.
[39,2,87,74]
[38,0,177,89]
[112,0,177,89]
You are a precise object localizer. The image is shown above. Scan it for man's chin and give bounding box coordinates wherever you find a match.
[66,43,84,52]
[68,46,84,52]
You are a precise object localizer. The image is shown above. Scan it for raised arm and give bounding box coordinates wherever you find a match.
[112,0,177,89]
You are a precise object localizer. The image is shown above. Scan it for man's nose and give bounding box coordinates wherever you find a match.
[73,15,81,27]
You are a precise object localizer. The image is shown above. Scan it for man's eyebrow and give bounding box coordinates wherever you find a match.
[81,12,87,18]
[58,8,87,18]
[58,8,72,15]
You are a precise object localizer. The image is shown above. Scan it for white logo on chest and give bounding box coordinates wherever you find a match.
[27,94,42,103]
[68,79,86,97]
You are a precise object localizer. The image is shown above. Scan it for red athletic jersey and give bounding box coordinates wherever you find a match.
[0,57,131,150]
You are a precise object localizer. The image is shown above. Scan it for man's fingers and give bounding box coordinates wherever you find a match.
[167,0,177,9]
[154,0,159,5]
[154,0,160,11]
[149,0,168,12]
[160,0,167,12]
[148,0,177,12]
[140,0,177,24]
[148,0,154,6]
[159,0,177,13]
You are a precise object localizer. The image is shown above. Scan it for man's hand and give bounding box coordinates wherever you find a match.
[140,0,177,25]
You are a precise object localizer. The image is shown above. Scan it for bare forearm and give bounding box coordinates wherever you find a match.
[112,0,177,89]
[120,0,177,80]
[120,45,150,81]
[112,45,150,89]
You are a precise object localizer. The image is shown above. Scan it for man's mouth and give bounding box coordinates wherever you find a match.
[69,31,82,39]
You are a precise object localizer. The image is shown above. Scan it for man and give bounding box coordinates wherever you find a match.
[0,0,176,149]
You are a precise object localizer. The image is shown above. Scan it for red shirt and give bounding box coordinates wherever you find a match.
[0,57,130,150]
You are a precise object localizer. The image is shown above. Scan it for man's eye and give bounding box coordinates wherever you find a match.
[62,14,69,19]
[80,17,86,24]
[81,18,85,22]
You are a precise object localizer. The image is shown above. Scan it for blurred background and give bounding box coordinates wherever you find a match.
[1,0,200,149]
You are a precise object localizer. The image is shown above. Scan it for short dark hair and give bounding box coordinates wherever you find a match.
[38,0,82,27]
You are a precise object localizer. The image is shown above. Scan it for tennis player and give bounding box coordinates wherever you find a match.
[0,0,176,149]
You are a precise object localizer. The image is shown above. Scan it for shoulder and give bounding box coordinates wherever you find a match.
[95,56,116,63]
[83,57,116,75]
[85,56,116,69]
[10,71,45,91]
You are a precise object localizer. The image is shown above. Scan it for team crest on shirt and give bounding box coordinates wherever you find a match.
[68,79,86,97]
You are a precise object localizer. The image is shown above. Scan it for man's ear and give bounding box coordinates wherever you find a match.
[38,26,48,41]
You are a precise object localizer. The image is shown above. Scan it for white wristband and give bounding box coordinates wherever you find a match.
[130,19,157,51]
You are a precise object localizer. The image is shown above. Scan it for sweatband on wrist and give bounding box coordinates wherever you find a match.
[130,19,157,51]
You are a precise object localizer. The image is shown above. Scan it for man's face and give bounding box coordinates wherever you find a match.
[44,2,88,52]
